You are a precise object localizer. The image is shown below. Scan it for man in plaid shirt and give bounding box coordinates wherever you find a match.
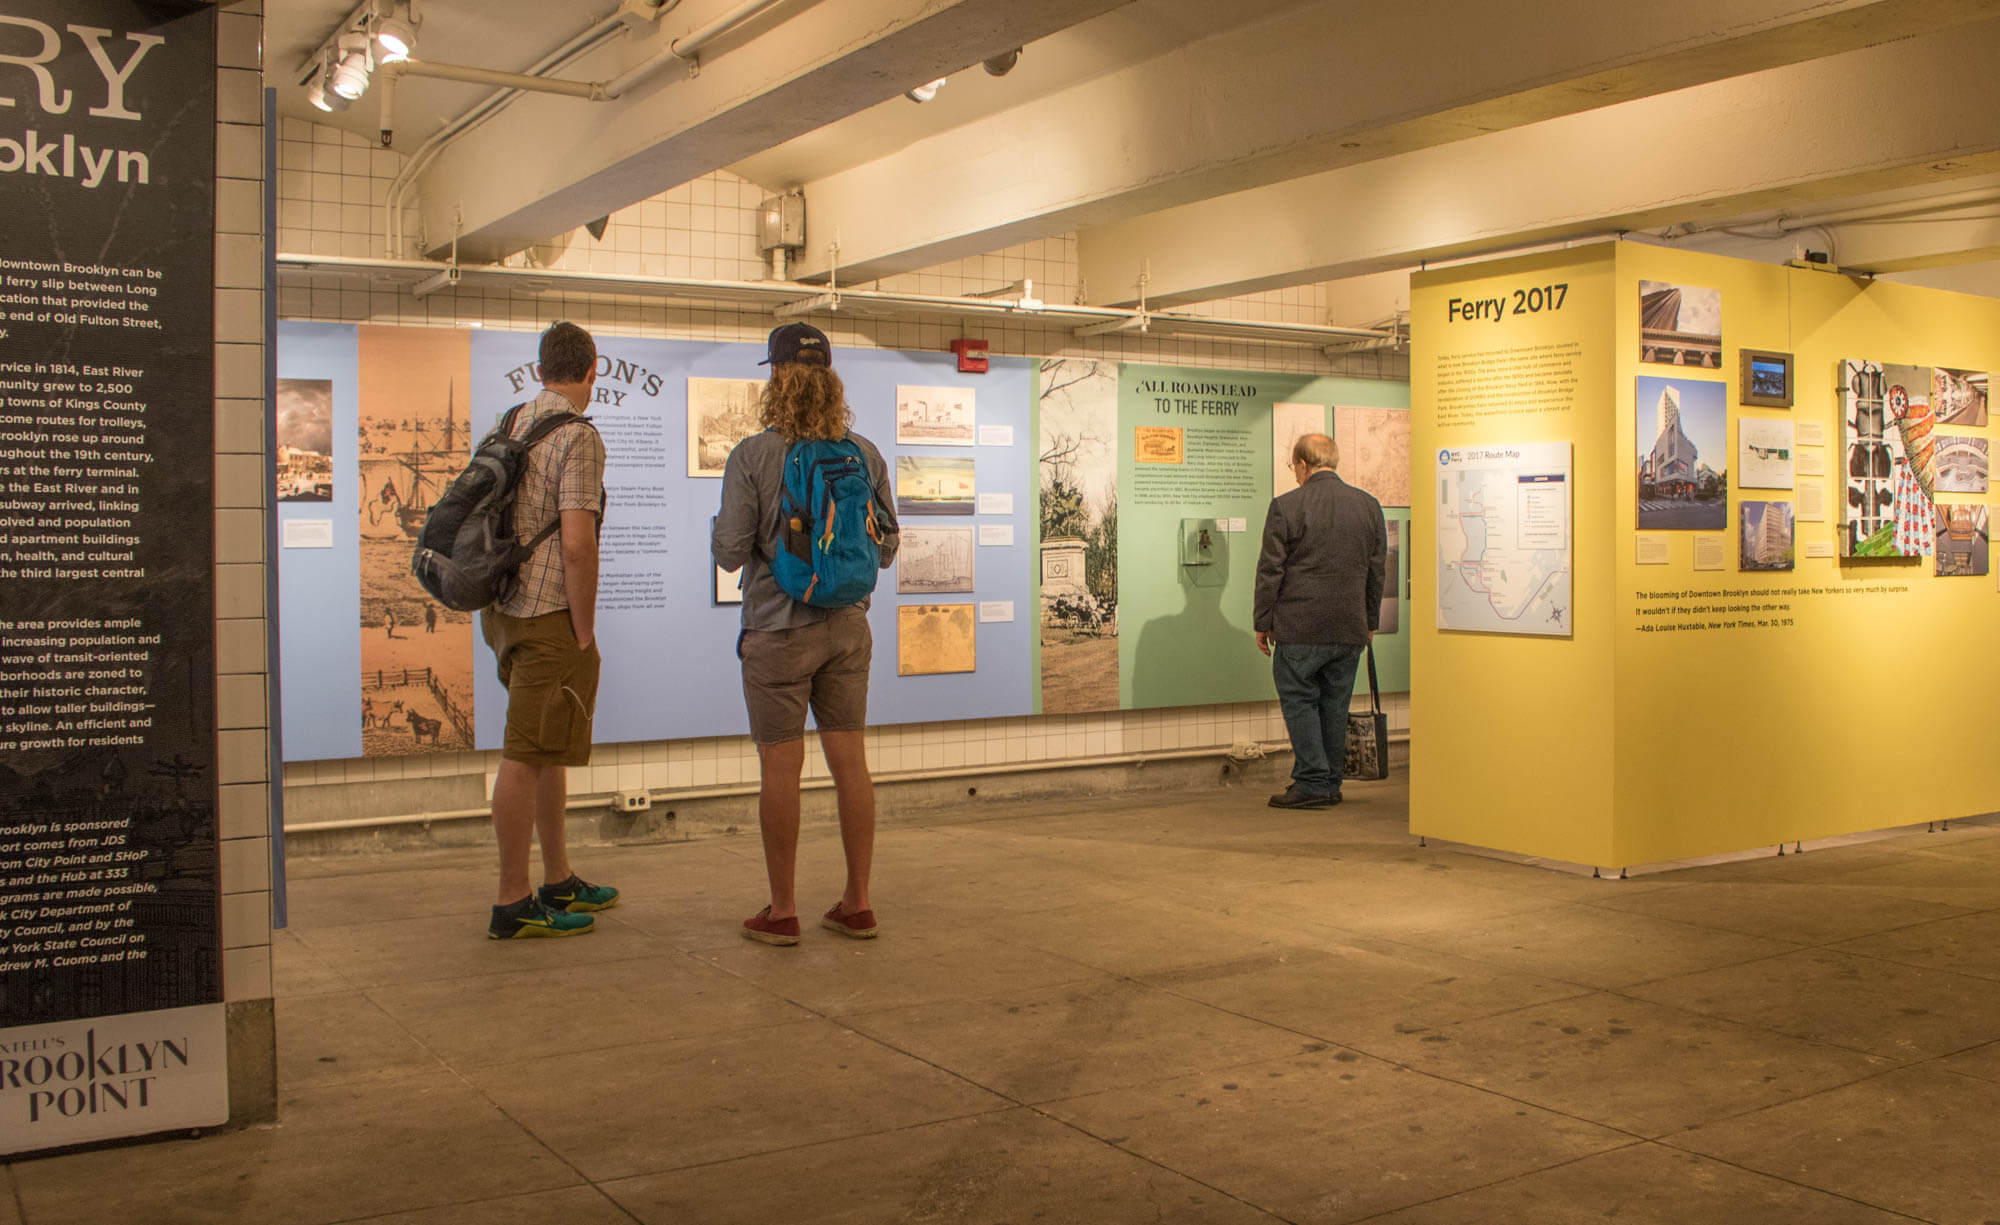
[480,322,621,939]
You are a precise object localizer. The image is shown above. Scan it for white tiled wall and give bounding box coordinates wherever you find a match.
[218,4,272,1000]
[274,119,1411,815]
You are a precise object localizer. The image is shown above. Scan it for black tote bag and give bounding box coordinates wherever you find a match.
[1342,642,1390,781]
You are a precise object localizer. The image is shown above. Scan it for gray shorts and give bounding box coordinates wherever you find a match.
[738,611,872,744]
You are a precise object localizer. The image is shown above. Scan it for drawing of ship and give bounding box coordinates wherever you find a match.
[361,380,465,539]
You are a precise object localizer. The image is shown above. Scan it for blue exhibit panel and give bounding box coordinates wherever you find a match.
[275,322,363,762]
[468,331,748,746]
[274,324,1035,757]
[847,348,1033,727]
[463,338,1035,742]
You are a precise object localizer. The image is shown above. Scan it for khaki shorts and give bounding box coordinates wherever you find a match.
[481,608,600,766]
[739,611,871,745]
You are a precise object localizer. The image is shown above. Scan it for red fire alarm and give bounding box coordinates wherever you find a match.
[950,338,990,373]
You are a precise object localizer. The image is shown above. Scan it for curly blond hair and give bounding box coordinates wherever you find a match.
[760,363,851,442]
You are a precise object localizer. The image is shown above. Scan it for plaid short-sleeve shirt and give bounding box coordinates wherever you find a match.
[495,388,606,618]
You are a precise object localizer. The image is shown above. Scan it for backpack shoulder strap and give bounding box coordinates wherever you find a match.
[480,402,527,447]
[518,411,591,448]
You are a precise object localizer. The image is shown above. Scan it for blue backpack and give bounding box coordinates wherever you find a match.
[771,433,885,607]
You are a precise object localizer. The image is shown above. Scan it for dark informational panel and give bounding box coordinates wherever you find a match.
[0,1,226,1153]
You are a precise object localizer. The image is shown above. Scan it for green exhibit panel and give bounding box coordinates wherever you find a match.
[1033,359,1410,716]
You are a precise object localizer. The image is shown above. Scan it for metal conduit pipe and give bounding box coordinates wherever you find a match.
[602,0,793,97]
[391,58,604,99]
[284,740,1301,834]
[1661,188,2000,245]
[384,5,640,256]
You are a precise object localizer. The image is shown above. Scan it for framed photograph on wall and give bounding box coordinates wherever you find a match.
[1740,348,1793,408]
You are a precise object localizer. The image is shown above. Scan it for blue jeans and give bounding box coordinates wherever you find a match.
[1272,641,1364,797]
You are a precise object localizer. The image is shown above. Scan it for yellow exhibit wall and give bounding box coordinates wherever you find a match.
[1415,240,2000,867]
[1410,246,1620,865]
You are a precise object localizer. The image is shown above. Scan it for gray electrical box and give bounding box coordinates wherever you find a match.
[757,192,805,252]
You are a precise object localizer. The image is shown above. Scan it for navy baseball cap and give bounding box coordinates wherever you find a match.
[760,321,832,367]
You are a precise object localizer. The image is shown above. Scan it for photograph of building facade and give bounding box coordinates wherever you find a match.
[1636,377,1727,529]
[1740,500,1795,570]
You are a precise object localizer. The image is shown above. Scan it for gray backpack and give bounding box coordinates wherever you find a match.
[410,404,591,612]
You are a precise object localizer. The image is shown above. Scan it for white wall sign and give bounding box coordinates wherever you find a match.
[282,518,335,549]
[1,1005,227,1154]
[1436,443,1573,635]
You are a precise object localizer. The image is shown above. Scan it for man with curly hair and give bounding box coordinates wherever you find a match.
[713,323,899,945]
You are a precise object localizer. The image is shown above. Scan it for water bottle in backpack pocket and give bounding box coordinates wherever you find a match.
[770,436,884,607]
[410,405,592,612]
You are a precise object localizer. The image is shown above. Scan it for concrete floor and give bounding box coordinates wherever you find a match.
[10,775,2000,1224]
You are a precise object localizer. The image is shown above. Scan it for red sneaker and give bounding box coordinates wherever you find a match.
[821,903,878,939]
[742,906,800,946]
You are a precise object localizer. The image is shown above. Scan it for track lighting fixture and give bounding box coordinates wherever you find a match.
[329,32,374,100]
[904,77,946,103]
[372,1,418,63]
[982,48,1020,76]
[308,49,350,111]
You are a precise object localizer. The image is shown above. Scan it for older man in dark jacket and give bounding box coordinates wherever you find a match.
[1253,432,1386,808]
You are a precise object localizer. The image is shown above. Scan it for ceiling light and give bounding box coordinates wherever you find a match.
[904,77,946,104]
[981,49,1020,76]
[308,51,349,111]
[329,32,373,100]
[307,75,346,111]
[373,4,417,63]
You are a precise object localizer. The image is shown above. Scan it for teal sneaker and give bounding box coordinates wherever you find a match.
[488,894,594,940]
[537,873,620,913]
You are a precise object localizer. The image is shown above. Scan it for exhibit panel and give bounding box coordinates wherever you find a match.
[0,0,229,1153]
[1035,362,1411,716]
[275,325,1035,758]
[1410,246,1621,865]
[1413,240,2000,868]
[1613,247,2000,863]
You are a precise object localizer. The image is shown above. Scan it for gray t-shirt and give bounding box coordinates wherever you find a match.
[711,428,899,631]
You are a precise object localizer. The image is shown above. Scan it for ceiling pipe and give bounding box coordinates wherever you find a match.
[602,0,793,98]
[1664,186,2000,242]
[383,5,644,256]
[388,57,603,99]
[383,0,798,257]
[272,252,1406,350]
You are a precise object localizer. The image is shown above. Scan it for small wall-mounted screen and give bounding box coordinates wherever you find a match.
[1750,357,1788,398]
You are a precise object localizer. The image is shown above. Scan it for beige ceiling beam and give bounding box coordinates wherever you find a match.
[414,0,1132,263]
[1073,20,2000,307]
[1882,260,2000,295]
[790,0,2000,286]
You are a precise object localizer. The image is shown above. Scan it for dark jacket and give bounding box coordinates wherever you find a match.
[1253,470,1386,645]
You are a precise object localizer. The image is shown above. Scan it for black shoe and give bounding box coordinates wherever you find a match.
[1268,786,1340,809]
[487,894,594,939]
